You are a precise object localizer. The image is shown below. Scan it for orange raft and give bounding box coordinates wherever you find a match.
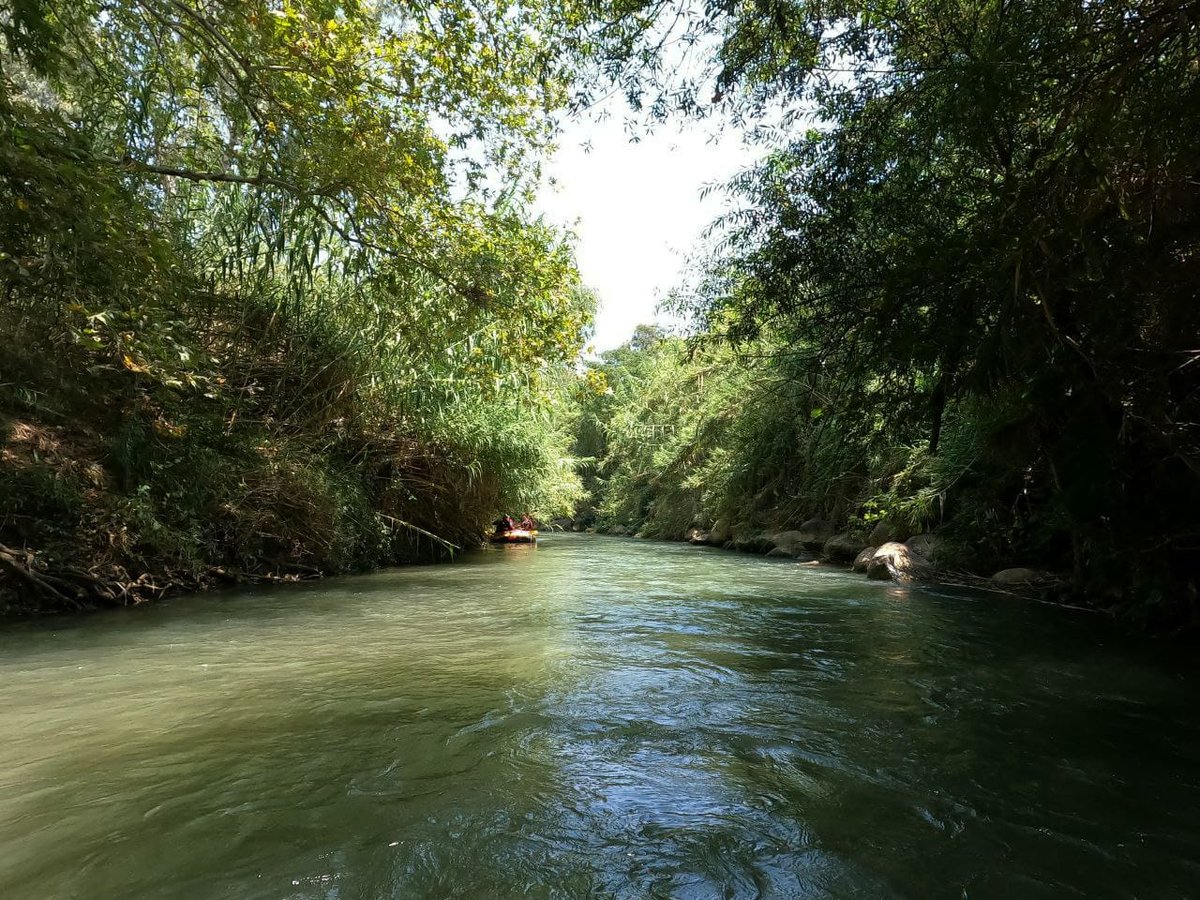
[489,529,537,545]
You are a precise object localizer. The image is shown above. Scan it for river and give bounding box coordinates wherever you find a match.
[1,534,1198,899]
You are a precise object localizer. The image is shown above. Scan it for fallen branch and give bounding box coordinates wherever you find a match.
[379,515,460,554]
[0,544,83,608]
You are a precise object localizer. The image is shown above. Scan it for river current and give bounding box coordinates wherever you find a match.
[1,534,1198,899]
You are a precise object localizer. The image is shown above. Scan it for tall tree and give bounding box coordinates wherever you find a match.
[608,1,1200,615]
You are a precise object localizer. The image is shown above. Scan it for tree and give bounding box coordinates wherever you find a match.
[601,1,1200,616]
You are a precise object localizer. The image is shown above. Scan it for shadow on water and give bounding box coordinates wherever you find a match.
[1,534,1199,898]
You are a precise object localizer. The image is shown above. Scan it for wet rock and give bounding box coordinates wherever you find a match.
[823,532,869,562]
[769,530,807,556]
[991,567,1044,584]
[797,518,835,550]
[904,533,941,560]
[868,521,903,546]
[867,542,930,582]
[852,546,876,572]
[733,533,775,555]
[609,524,630,536]
[686,528,710,545]
[709,517,732,545]
[766,547,793,558]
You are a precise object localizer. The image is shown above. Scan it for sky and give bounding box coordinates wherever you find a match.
[536,113,758,353]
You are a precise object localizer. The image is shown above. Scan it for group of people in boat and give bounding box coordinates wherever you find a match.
[493,513,534,535]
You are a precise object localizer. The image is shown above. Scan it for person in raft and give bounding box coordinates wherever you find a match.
[519,513,534,531]
[493,514,516,534]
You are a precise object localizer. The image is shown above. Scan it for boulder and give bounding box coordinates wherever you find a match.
[797,518,835,550]
[550,517,573,531]
[571,523,585,532]
[610,524,630,536]
[866,541,930,582]
[991,567,1044,585]
[766,547,794,558]
[769,530,807,557]
[686,528,710,545]
[852,546,877,573]
[868,521,903,546]
[733,533,775,555]
[709,517,732,545]
[904,533,941,560]
[823,532,869,562]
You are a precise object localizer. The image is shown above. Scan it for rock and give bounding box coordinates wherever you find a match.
[550,517,573,531]
[769,530,807,556]
[823,532,869,562]
[852,546,877,572]
[991,567,1044,584]
[904,533,941,560]
[868,521,902,546]
[686,528,709,545]
[610,524,629,536]
[866,542,930,582]
[797,518,835,550]
[571,523,585,532]
[733,533,775,555]
[709,517,732,545]
[766,547,793,558]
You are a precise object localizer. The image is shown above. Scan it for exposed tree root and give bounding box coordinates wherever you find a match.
[0,542,325,614]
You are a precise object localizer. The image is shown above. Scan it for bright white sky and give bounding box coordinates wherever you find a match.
[537,113,758,352]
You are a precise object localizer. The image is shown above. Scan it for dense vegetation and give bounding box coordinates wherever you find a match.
[0,0,596,612]
[573,1,1200,626]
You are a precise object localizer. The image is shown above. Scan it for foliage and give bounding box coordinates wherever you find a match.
[576,1,1200,622]
[0,0,597,612]
[577,330,884,537]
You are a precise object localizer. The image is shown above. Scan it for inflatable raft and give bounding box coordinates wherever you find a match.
[490,529,537,544]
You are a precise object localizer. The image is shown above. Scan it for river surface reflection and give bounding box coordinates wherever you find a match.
[1,534,1198,898]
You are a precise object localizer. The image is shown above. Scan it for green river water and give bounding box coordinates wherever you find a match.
[1,534,1198,899]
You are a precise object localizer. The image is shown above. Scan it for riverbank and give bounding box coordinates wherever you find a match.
[0,399,475,618]
[0,5,593,619]
[564,518,1083,613]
